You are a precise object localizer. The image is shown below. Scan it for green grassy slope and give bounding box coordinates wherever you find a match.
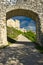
[7,26,36,42]
[22,31,36,42]
[7,26,23,40]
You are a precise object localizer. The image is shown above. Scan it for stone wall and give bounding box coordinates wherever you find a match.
[0,0,43,46]
[7,19,20,28]
[0,0,8,47]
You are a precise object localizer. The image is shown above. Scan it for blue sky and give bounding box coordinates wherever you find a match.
[12,16,36,32]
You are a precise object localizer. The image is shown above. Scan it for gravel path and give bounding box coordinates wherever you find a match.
[0,42,43,65]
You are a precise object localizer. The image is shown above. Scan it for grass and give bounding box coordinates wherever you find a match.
[7,26,36,43]
[35,45,43,53]
[23,31,36,42]
[7,26,23,40]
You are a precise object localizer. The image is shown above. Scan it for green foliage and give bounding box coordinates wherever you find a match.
[7,26,36,42]
[23,31,36,42]
[7,26,22,39]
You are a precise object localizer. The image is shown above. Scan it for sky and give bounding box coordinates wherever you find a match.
[12,16,36,32]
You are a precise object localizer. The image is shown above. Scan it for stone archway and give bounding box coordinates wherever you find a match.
[0,0,43,47]
[6,9,41,45]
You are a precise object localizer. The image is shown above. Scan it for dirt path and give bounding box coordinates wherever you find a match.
[17,34,31,42]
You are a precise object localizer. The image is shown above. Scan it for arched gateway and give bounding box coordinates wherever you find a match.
[0,0,43,46]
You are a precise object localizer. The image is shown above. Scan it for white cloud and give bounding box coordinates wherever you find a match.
[21,21,28,25]
[24,25,36,31]
[28,21,36,27]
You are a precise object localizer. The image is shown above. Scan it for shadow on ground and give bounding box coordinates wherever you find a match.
[7,36,16,43]
[7,36,43,53]
[7,36,35,45]
[0,37,43,65]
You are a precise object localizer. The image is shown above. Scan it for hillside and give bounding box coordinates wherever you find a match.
[23,31,36,42]
[7,26,36,43]
[7,26,23,40]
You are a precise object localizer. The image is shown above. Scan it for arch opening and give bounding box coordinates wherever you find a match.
[6,9,41,44]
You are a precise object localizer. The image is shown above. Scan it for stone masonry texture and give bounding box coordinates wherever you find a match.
[0,0,43,46]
